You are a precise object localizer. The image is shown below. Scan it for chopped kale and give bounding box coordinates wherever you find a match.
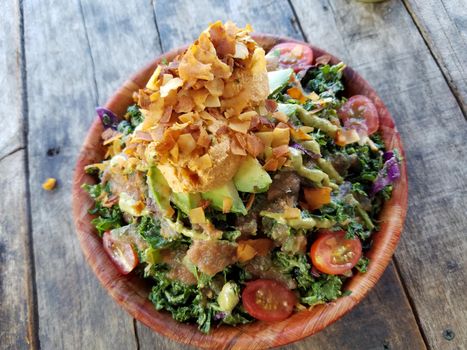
[125,104,144,127]
[355,257,370,273]
[301,62,345,96]
[82,183,124,235]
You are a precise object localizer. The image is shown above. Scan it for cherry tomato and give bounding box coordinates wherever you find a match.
[242,279,297,322]
[267,43,313,72]
[310,230,362,275]
[337,95,379,135]
[102,231,139,275]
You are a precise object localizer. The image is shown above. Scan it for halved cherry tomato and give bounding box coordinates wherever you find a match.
[102,231,139,275]
[310,230,362,275]
[267,43,313,72]
[242,279,297,322]
[337,95,379,135]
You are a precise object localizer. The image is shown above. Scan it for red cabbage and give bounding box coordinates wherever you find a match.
[372,151,401,194]
[291,142,320,159]
[96,107,119,130]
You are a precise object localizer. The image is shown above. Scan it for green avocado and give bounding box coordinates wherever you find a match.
[233,156,272,193]
[268,68,293,95]
[171,192,202,215]
[147,165,172,215]
[277,103,298,117]
[202,181,247,215]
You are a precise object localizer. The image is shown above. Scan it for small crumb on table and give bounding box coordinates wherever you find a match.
[42,178,57,190]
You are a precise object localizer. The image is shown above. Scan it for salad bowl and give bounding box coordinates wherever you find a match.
[72,34,407,349]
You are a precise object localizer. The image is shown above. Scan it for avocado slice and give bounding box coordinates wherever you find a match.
[277,103,298,117]
[202,181,247,215]
[233,156,272,193]
[268,68,293,95]
[147,165,172,215]
[171,192,202,215]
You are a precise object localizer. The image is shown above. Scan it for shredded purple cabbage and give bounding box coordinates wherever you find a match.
[214,312,227,321]
[372,151,401,194]
[96,107,119,130]
[291,142,320,159]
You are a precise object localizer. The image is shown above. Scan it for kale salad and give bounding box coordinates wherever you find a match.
[83,21,401,333]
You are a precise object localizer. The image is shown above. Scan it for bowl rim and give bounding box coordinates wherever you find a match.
[72,33,408,350]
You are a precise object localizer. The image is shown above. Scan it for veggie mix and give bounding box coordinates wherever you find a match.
[84,21,401,333]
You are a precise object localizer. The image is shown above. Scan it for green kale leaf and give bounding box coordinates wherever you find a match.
[82,183,124,235]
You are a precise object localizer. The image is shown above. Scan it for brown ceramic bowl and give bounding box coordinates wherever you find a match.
[72,34,408,349]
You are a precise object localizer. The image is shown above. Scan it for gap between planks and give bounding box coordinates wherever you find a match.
[17,0,41,348]
[401,0,466,120]
[393,257,431,349]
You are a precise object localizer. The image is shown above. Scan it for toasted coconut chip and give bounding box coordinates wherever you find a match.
[178,112,195,123]
[265,99,278,113]
[197,127,211,148]
[205,78,224,96]
[195,153,213,170]
[138,91,152,109]
[160,106,173,124]
[160,77,183,98]
[208,21,236,58]
[238,110,257,121]
[103,132,123,145]
[255,131,273,148]
[205,94,221,108]
[132,131,153,142]
[231,137,247,156]
[146,65,162,90]
[101,128,119,141]
[229,119,251,134]
[234,133,247,149]
[315,54,332,65]
[277,156,288,169]
[263,158,279,172]
[272,111,289,123]
[234,41,249,59]
[178,133,197,155]
[272,127,290,147]
[272,144,289,158]
[246,134,265,157]
[170,143,179,161]
[178,47,214,86]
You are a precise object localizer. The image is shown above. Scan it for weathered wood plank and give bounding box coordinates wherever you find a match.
[0,1,36,349]
[153,0,303,52]
[77,1,189,348]
[22,0,152,348]
[291,1,467,349]
[403,0,467,116]
[0,151,34,350]
[0,0,24,160]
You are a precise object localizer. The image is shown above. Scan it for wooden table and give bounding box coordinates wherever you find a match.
[1,1,466,349]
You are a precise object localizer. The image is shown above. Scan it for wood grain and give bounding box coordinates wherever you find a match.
[152,0,303,51]
[22,0,143,348]
[0,1,36,349]
[0,151,33,350]
[0,0,24,160]
[403,0,467,116]
[291,1,467,349]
